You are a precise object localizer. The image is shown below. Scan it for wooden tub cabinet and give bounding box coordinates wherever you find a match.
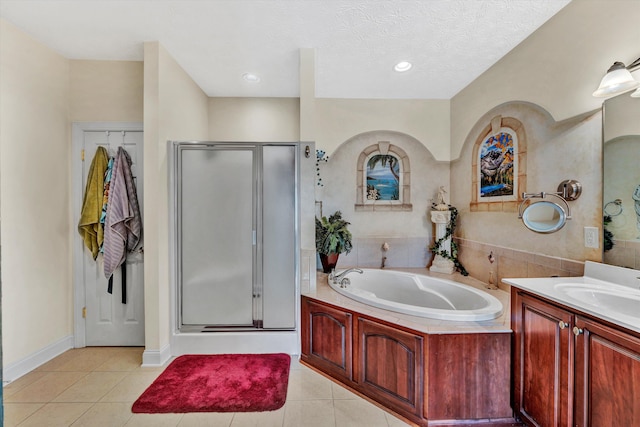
[301,295,517,426]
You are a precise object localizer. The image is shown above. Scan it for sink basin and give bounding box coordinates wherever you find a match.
[554,283,640,319]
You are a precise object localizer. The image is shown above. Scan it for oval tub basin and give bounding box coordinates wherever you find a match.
[328,269,503,321]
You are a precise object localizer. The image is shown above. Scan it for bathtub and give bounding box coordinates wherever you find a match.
[328,269,503,321]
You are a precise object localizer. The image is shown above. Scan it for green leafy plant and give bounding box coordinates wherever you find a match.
[603,215,615,252]
[315,211,353,255]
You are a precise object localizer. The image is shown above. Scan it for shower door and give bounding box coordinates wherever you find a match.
[174,142,297,331]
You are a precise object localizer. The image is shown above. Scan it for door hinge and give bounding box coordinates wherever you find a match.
[82,307,87,318]
[81,149,85,161]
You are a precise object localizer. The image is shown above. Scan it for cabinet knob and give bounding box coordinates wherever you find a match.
[573,326,584,336]
[558,321,568,329]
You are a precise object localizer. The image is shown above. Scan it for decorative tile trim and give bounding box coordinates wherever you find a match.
[455,237,584,291]
[604,239,640,270]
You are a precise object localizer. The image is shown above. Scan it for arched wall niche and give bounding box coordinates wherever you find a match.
[355,140,412,211]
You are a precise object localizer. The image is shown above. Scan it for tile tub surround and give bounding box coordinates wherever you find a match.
[309,269,511,335]
[336,237,433,270]
[329,235,586,291]
[604,238,640,270]
[455,237,585,291]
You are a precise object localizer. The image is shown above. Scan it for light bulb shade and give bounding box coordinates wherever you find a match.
[593,66,640,97]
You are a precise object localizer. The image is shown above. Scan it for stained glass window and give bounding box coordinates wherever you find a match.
[479,130,517,199]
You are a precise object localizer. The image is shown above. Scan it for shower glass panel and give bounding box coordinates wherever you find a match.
[262,145,296,329]
[179,146,255,326]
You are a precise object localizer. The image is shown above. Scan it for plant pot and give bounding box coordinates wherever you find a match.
[319,253,340,274]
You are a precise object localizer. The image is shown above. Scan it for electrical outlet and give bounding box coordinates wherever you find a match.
[584,226,599,248]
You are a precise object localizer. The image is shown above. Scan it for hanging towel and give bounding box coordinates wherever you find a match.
[78,146,109,260]
[103,147,142,303]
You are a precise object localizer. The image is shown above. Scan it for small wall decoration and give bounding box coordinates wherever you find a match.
[366,154,400,201]
[354,137,412,212]
[470,114,526,212]
[316,149,329,186]
[479,130,515,198]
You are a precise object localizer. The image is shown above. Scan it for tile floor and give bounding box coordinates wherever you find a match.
[3,347,412,427]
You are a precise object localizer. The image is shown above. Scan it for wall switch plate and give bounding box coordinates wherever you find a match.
[584,226,599,248]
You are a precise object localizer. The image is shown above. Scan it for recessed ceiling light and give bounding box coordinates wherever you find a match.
[394,61,412,72]
[242,73,260,83]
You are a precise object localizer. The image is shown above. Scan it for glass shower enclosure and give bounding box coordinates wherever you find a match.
[170,142,298,332]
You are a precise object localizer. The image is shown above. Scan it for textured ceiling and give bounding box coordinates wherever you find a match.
[0,0,571,99]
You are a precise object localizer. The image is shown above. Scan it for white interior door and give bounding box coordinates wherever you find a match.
[79,128,144,346]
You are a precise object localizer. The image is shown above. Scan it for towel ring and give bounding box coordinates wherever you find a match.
[604,199,623,217]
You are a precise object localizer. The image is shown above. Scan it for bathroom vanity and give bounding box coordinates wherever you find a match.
[504,262,640,427]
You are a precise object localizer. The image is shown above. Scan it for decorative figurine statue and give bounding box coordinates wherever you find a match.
[434,186,449,211]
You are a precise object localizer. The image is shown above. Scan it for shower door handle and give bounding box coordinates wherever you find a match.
[252,230,257,245]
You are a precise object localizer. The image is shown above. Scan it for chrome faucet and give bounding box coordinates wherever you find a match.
[330,268,364,287]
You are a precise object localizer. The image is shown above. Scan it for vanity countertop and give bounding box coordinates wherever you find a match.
[503,261,640,335]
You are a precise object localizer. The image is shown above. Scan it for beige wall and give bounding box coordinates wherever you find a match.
[143,42,209,353]
[0,19,71,366]
[208,97,299,142]
[311,98,450,268]
[450,101,602,262]
[70,60,143,122]
[450,0,640,159]
[316,99,450,160]
[449,0,639,265]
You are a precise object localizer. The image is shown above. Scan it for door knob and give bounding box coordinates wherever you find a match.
[558,321,568,329]
[573,326,584,336]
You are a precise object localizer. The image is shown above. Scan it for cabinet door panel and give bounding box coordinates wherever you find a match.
[301,298,353,381]
[513,291,573,427]
[575,317,640,427]
[357,318,423,416]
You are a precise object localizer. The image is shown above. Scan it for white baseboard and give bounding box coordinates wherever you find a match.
[3,335,74,384]
[142,343,172,367]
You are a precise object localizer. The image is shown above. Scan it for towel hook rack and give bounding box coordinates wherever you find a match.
[604,199,623,217]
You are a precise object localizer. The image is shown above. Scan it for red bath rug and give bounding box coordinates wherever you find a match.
[132,353,290,413]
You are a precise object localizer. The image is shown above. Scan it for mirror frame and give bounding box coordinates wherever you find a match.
[602,92,640,267]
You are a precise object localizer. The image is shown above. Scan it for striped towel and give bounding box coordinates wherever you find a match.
[103,147,142,281]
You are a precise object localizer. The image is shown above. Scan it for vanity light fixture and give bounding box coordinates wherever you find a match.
[394,61,412,72]
[242,73,261,83]
[593,57,640,98]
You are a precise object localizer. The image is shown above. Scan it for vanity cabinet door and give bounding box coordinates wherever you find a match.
[574,316,640,427]
[301,297,353,382]
[513,291,574,427]
[356,317,423,417]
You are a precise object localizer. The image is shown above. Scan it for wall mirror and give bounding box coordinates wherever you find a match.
[602,92,640,268]
[521,200,567,233]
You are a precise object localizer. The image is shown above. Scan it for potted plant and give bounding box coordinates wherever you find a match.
[316,211,353,273]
